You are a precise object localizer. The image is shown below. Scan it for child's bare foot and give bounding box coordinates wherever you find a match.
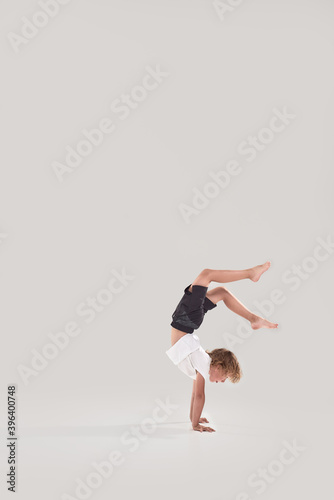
[250,261,271,282]
[250,315,278,330]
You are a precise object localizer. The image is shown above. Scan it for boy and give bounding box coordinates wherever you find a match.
[166,262,278,433]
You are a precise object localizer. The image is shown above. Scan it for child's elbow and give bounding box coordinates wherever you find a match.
[195,392,205,400]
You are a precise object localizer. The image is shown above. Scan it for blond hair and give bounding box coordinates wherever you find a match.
[205,348,242,383]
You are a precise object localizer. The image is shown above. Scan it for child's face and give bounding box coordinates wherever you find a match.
[209,365,229,383]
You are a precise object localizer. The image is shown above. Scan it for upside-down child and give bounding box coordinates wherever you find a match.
[166,262,278,433]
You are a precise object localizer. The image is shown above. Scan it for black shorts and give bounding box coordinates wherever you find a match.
[170,284,217,333]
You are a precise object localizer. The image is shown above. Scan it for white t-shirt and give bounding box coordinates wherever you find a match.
[166,334,211,381]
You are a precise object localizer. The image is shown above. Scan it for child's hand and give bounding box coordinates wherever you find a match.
[199,417,209,423]
[192,424,216,433]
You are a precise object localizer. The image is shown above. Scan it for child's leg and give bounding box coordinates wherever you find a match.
[206,286,278,329]
[190,261,271,290]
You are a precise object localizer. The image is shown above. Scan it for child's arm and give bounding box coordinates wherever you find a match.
[189,380,196,421]
[191,372,215,432]
[190,379,209,422]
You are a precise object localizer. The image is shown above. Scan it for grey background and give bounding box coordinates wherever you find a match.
[0,0,333,499]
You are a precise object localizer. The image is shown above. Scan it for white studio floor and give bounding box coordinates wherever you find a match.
[1,407,332,500]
